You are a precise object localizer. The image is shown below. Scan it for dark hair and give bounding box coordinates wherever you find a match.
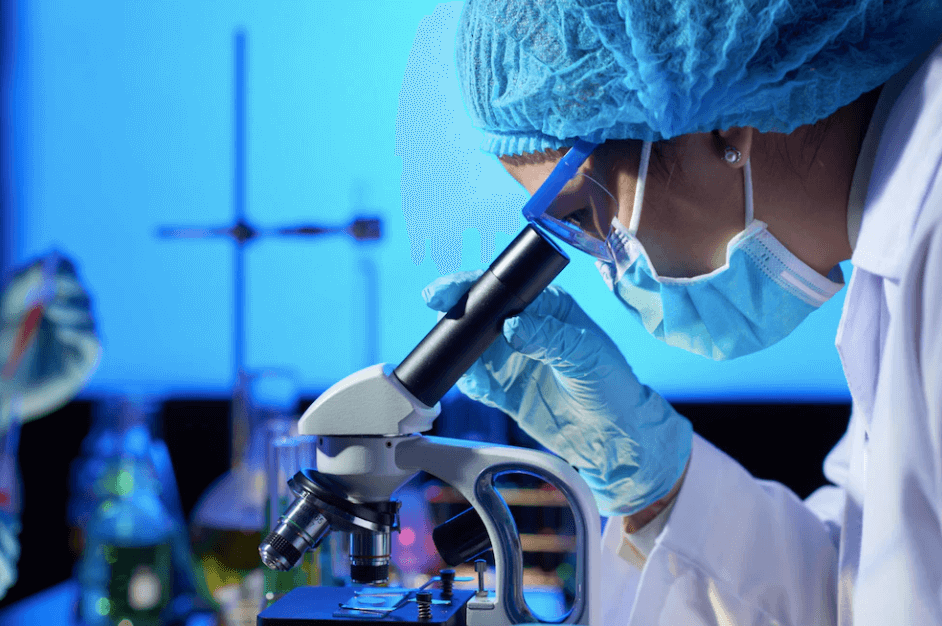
[499,147,570,167]
[498,139,680,191]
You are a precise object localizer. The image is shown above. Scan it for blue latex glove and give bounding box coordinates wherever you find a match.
[0,253,101,422]
[423,270,692,516]
[0,513,19,599]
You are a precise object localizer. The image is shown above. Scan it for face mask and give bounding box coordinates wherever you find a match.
[596,141,844,360]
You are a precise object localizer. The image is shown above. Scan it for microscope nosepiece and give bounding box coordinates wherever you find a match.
[260,469,402,583]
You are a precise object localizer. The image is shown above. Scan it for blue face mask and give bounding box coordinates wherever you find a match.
[595,141,844,360]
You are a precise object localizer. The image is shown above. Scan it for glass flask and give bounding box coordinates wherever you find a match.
[190,370,297,626]
[261,434,312,608]
[72,395,201,625]
[76,399,177,626]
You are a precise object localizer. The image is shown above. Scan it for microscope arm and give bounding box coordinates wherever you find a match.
[396,436,601,626]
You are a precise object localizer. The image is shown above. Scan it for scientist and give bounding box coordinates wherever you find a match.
[0,255,100,599]
[421,0,942,623]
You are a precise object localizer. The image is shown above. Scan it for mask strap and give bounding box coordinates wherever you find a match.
[744,159,754,226]
[629,140,652,235]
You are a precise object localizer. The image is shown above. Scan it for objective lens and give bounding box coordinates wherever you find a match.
[349,530,391,584]
[259,493,331,571]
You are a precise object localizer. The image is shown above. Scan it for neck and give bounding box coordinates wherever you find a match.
[751,88,882,275]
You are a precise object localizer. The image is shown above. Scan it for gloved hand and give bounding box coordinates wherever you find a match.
[0,253,99,600]
[423,270,692,516]
[0,512,20,599]
[0,253,101,422]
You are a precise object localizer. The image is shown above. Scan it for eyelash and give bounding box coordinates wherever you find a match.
[564,208,591,228]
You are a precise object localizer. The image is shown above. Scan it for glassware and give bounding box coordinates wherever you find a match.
[76,397,177,626]
[262,434,313,608]
[71,395,202,625]
[190,370,297,626]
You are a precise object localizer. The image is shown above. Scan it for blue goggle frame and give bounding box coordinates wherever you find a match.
[520,139,611,261]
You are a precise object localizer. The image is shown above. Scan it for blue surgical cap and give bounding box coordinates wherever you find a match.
[457,0,942,156]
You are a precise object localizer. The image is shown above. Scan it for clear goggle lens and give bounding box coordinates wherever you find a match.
[520,139,614,262]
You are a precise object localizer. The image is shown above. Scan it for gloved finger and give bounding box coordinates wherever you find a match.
[0,518,20,562]
[52,273,88,300]
[0,517,20,599]
[2,265,85,322]
[421,270,485,312]
[18,334,101,422]
[456,346,544,414]
[517,284,576,323]
[52,256,78,278]
[43,301,95,330]
[502,298,629,379]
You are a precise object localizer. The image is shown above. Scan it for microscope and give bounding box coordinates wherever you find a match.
[257,226,602,626]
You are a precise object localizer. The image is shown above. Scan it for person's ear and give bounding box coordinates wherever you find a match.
[713,127,754,169]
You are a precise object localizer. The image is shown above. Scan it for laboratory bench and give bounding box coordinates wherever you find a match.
[0,580,216,626]
[0,397,852,616]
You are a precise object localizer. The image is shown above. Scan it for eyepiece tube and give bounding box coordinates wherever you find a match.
[394,225,569,407]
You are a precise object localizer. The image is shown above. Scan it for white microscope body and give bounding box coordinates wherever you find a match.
[259,226,600,626]
[296,363,602,626]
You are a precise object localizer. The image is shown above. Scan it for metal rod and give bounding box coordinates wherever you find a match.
[233,29,247,379]
[230,29,250,468]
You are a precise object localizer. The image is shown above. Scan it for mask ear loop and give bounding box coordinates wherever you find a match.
[579,172,620,233]
[743,159,754,227]
[629,141,652,235]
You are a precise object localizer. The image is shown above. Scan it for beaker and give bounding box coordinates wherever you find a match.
[74,395,190,626]
[261,434,315,608]
[190,370,297,626]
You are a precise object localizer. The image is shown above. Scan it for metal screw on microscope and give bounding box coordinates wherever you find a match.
[416,591,433,620]
[439,568,455,598]
[474,559,487,597]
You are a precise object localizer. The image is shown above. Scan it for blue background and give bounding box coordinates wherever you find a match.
[3,1,852,403]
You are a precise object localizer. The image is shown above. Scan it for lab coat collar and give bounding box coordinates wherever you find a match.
[850,39,942,279]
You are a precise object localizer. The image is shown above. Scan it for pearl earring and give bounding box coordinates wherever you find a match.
[723,145,742,164]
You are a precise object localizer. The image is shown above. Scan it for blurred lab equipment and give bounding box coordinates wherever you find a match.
[263,432,351,609]
[154,29,383,626]
[0,253,101,423]
[189,371,297,626]
[0,398,22,602]
[69,396,207,625]
[74,396,188,626]
[262,433,311,608]
[0,251,101,601]
[257,226,603,626]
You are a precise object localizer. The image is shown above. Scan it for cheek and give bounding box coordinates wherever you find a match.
[607,168,639,231]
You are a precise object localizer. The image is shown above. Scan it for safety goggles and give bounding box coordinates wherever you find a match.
[520,139,612,261]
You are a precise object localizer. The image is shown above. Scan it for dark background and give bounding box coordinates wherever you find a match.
[0,395,850,610]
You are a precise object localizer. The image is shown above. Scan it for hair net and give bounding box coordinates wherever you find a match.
[457,0,942,156]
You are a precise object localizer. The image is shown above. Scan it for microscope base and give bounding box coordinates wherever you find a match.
[257,586,477,626]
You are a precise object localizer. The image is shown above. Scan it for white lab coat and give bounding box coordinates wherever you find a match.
[599,41,942,625]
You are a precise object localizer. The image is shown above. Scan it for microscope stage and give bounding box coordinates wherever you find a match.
[257,586,477,626]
